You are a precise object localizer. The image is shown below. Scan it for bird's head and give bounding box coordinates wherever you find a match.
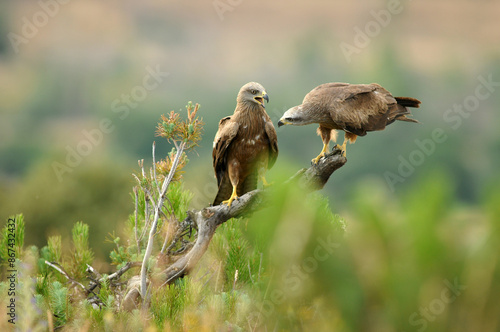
[278,106,310,127]
[237,82,269,109]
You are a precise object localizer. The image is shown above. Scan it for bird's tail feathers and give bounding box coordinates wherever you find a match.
[213,174,232,206]
[395,114,419,123]
[388,96,421,124]
[395,96,421,108]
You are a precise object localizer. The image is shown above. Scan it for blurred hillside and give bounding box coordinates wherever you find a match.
[0,0,499,258]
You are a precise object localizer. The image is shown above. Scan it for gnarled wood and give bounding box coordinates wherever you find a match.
[122,148,346,310]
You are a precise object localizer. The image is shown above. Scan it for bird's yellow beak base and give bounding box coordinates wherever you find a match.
[254,92,269,108]
[277,118,291,127]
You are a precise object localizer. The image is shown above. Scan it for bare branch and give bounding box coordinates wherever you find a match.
[155,148,346,287]
[140,141,187,298]
[122,148,346,310]
[45,261,87,292]
[152,141,160,195]
[142,186,158,212]
[133,187,140,252]
[106,261,141,281]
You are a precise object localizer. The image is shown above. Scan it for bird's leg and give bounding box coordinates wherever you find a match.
[341,140,347,156]
[222,162,239,208]
[222,185,238,208]
[313,126,334,164]
[311,143,329,164]
[335,132,357,157]
[261,176,270,187]
[258,162,272,188]
[336,139,347,157]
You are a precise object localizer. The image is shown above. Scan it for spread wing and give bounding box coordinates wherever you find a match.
[305,83,414,136]
[212,116,239,186]
[264,120,279,169]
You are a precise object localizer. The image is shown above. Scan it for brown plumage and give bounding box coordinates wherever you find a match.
[278,82,421,162]
[213,82,278,207]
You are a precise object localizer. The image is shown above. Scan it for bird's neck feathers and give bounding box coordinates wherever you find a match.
[234,102,268,122]
[301,103,331,125]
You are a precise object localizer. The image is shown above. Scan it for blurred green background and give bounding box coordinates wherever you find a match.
[0,0,499,263]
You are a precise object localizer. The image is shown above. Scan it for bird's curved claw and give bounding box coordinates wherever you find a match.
[334,144,347,157]
[222,192,238,208]
[312,143,329,164]
[311,153,325,164]
[221,196,237,208]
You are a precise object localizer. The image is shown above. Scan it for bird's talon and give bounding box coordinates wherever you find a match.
[334,144,347,157]
[311,153,324,164]
[222,196,237,208]
[221,186,239,208]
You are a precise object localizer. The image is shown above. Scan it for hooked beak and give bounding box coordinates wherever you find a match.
[277,118,290,127]
[254,91,269,108]
[263,92,269,103]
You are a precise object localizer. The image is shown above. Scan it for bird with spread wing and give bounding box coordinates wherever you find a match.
[213,82,278,207]
[278,83,421,163]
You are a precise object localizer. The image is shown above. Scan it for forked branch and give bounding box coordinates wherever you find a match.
[122,148,346,309]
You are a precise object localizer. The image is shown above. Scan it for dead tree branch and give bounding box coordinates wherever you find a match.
[159,148,345,284]
[140,141,187,299]
[122,148,346,309]
[45,261,87,292]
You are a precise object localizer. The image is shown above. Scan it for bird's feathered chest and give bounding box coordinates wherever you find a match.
[229,110,270,157]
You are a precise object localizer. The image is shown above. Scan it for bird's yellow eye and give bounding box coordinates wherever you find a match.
[251,89,258,95]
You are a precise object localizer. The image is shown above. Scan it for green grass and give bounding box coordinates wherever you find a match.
[1,173,500,331]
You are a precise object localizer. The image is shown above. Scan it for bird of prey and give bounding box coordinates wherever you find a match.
[278,83,421,163]
[213,82,278,207]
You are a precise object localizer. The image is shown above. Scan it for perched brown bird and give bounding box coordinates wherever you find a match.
[278,83,421,163]
[213,82,278,207]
